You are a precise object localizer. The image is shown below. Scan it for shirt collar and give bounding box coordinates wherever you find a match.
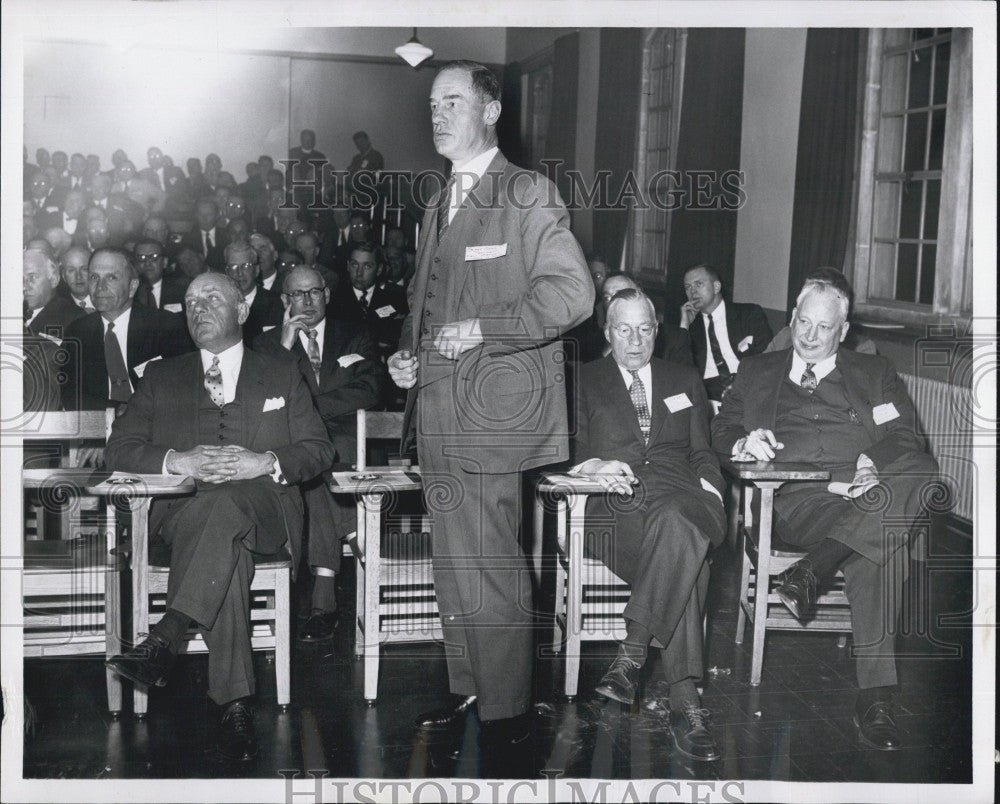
[790,349,838,382]
[102,305,132,330]
[704,298,726,323]
[452,146,499,181]
[200,339,244,373]
[244,286,258,307]
[615,360,652,388]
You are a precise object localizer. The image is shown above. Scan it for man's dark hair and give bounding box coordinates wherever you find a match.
[349,240,385,266]
[439,60,501,103]
[349,210,371,224]
[91,247,138,279]
[805,266,855,309]
[131,238,164,256]
[353,131,369,141]
[686,263,721,285]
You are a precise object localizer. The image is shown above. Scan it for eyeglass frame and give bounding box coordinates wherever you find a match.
[283,287,326,302]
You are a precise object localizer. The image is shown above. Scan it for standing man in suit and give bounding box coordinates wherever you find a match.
[387,60,593,772]
[24,248,86,338]
[223,242,284,345]
[673,264,772,406]
[255,266,387,640]
[62,248,191,410]
[346,130,384,201]
[181,198,228,270]
[712,281,938,751]
[105,272,334,761]
[133,238,188,313]
[287,129,327,211]
[573,289,725,761]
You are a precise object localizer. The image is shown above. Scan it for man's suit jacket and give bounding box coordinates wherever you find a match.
[134,276,189,313]
[27,295,86,338]
[574,356,726,547]
[61,305,193,410]
[104,348,334,571]
[398,151,594,471]
[180,226,229,270]
[254,318,387,466]
[711,348,925,475]
[672,301,773,375]
[331,282,408,354]
[242,288,285,346]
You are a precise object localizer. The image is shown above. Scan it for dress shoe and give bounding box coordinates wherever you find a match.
[216,698,258,761]
[775,559,818,620]
[669,704,721,761]
[854,699,902,751]
[299,609,338,641]
[106,634,174,687]
[414,694,477,731]
[595,649,643,704]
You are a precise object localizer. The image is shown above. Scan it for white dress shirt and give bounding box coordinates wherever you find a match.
[243,286,258,308]
[296,315,326,358]
[200,340,243,405]
[447,146,499,225]
[789,350,838,385]
[700,299,741,378]
[616,361,652,413]
[261,272,277,292]
[149,279,162,309]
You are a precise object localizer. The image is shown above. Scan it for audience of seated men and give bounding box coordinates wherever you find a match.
[104,272,334,761]
[711,279,938,751]
[572,288,726,762]
[222,242,283,345]
[666,264,773,406]
[180,198,229,270]
[254,265,387,640]
[62,247,190,411]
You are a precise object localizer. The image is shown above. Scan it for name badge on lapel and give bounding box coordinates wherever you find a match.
[664,393,693,413]
[465,244,508,261]
[872,402,900,425]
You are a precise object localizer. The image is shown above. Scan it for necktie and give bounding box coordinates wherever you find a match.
[706,315,730,377]
[306,329,322,383]
[436,175,456,241]
[204,355,224,407]
[628,370,651,445]
[203,229,213,254]
[359,290,369,311]
[800,363,818,392]
[104,322,131,403]
[23,302,32,322]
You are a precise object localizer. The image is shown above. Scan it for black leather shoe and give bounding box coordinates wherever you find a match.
[595,650,643,704]
[775,560,818,620]
[669,704,721,761]
[414,694,477,731]
[854,699,902,751]
[218,698,258,761]
[299,609,339,641]
[106,634,174,687]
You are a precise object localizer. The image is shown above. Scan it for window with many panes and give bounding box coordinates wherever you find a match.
[853,28,972,324]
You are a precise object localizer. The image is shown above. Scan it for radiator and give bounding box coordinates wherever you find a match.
[900,373,975,523]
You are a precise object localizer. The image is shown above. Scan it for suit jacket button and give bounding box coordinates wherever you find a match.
[430,274,437,280]
[426,292,435,299]
[434,257,441,264]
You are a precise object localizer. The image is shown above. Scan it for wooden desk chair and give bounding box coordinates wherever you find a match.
[538,472,634,700]
[726,461,853,686]
[125,475,292,717]
[18,410,123,715]
[329,409,438,703]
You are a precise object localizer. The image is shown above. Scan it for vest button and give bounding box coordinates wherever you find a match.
[430,274,437,280]
[434,257,441,264]
[426,291,435,299]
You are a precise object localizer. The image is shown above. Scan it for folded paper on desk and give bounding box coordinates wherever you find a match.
[827,480,879,499]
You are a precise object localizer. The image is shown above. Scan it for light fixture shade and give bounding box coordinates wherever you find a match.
[395,29,433,67]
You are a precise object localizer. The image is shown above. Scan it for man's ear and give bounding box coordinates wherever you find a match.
[713,280,722,298]
[129,277,140,297]
[839,321,850,343]
[483,100,502,127]
[236,300,250,326]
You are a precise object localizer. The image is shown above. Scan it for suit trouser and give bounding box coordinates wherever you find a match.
[155,479,289,705]
[586,484,724,683]
[302,477,352,574]
[417,437,534,722]
[773,451,937,688]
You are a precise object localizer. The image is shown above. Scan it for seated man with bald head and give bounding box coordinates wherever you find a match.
[573,288,726,761]
[254,265,387,639]
[105,272,334,761]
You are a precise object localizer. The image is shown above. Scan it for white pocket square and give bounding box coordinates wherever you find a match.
[263,396,285,412]
[337,353,364,368]
[737,335,754,353]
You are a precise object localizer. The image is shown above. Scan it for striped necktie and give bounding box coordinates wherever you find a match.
[628,370,651,445]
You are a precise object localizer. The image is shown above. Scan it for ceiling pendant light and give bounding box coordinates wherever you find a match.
[395,28,433,68]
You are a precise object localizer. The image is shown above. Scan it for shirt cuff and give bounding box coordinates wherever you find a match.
[856,453,876,471]
[569,458,600,475]
[162,449,174,475]
[700,477,723,502]
[267,451,286,484]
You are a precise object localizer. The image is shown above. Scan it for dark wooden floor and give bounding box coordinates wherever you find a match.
[21,516,973,784]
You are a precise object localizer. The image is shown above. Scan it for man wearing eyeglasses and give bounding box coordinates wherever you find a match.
[223,242,283,345]
[571,288,726,762]
[254,265,386,640]
[132,238,189,314]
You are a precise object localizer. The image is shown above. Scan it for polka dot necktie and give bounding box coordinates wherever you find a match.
[629,370,651,445]
[204,355,224,407]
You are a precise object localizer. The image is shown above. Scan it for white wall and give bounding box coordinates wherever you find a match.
[732,29,808,312]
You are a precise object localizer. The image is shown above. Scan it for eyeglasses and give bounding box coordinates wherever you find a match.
[348,260,377,270]
[611,323,657,340]
[135,253,162,262]
[285,287,325,302]
[225,262,256,272]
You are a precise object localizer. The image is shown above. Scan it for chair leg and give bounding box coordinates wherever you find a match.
[104,558,122,716]
[362,494,382,702]
[564,495,585,699]
[735,551,751,645]
[275,568,291,709]
[552,558,567,653]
